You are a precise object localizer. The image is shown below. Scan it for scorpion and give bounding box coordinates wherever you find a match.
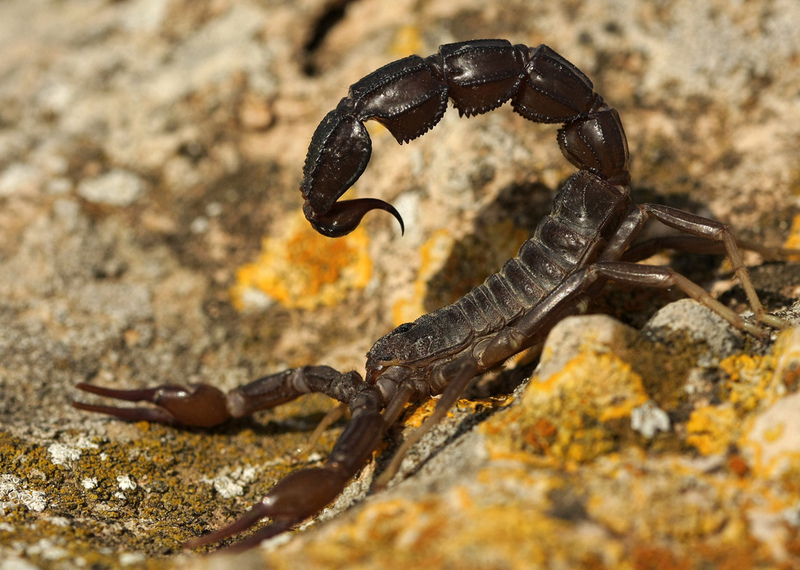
[74,39,788,551]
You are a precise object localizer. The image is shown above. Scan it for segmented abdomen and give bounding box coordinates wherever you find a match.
[367,170,630,368]
[455,170,629,335]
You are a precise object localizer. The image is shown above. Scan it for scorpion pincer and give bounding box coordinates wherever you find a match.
[74,39,788,551]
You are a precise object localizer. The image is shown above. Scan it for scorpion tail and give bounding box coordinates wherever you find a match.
[301,107,404,237]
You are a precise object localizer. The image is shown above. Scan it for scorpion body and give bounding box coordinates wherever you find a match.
[74,39,786,551]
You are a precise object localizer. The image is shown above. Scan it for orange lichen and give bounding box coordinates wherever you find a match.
[231,211,372,311]
[686,405,738,456]
[484,349,648,464]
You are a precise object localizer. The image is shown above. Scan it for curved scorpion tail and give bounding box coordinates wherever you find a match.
[299,51,450,237]
[300,40,631,238]
[300,104,407,237]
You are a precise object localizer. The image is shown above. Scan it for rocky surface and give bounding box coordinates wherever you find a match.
[1,0,800,568]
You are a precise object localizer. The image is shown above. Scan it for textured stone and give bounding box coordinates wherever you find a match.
[1,0,800,568]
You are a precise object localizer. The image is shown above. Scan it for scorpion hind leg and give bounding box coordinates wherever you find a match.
[374,355,479,490]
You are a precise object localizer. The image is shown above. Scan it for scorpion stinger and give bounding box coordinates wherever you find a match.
[304,197,405,238]
[75,39,791,551]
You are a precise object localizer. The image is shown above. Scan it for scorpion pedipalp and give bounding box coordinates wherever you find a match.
[73,383,232,427]
[186,411,386,551]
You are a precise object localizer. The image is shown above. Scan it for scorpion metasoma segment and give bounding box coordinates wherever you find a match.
[74,39,788,551]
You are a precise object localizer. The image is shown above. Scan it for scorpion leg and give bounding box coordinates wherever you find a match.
[297,402,349,455]
[480,247,777,368]
[591,261,768,336]
[188,384,417,551]
[374,355,479,490]
[621,235,728,262]
[638,204,786,330]
[489,259,767,367]
[588,200,786,330]
[623,235,800,263]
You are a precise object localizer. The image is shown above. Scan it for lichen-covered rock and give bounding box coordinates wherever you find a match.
[741,391,800,480]
[2,0,800,568]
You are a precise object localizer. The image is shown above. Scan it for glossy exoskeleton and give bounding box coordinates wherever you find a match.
[74,39,786,551]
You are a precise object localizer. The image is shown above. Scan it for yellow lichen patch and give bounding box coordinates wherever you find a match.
[389,25,423,58]
[720,353,776,412]
[783,213,800,259]
[685,405,739,456]
[483,349,649,465]
[231,211,372,311]
[392,229,455,326]
[398,398,439,430]
[399,396,508,430]
[262,471,625,569]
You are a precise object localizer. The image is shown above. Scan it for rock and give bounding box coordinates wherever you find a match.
[2,0,800,568]
[77,169,145,206]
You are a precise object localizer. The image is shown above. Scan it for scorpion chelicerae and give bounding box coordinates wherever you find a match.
[74,39,788,551]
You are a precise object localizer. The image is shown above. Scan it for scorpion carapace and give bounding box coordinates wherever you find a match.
[74,39,788,552]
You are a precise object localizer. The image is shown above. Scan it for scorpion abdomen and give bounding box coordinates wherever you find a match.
[368,171,630,376]
[464,172,630,328]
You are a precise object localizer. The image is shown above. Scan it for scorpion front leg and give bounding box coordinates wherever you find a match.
[74,367,414,550]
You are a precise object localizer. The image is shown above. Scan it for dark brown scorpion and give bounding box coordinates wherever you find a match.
[74,39,788,551]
